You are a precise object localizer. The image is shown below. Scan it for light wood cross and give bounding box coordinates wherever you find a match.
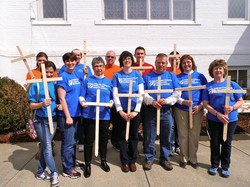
[83,40,96,79]
[26,64,62,134]
[211,76,246,141]
[145,76,173,135]
[168,44,181,74]
[11,46,35,78]
[175,74,206,129]
[131,58,153,75]
[116,80,144,141]
[81,89,113,157]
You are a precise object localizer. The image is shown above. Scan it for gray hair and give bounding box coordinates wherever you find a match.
[91,56,105,69]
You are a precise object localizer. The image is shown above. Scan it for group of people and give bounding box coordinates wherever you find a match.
[26,46,244,187]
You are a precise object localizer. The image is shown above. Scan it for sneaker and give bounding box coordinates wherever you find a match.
[208,167,218,175]
[159,161,173,171]
[221,169,230,178]
[143,162,153,170]
[51,172,59,187]
[36,170,51,181]
[169,149,175,157]
[63,169,81,179]
[175,147,181,155]
[78,144,84,152]
[75,161,85,170]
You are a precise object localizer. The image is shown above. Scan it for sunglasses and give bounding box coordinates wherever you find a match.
[106,56,115,59]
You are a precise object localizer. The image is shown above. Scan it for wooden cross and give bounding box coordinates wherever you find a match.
[175,74,206,129]
[81,89,113,157]
[145,76,173,135]
[131,58,153,75]
[116,80,145,141]
[168,44,181,74]
[11,46,35,78]
[83,40,96,79]
[211,76,246,141]
[26,64,62,134]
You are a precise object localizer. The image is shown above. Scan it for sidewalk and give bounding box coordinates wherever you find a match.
[0,134,250,187]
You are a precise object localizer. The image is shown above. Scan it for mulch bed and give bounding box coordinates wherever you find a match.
[0,114,249,143]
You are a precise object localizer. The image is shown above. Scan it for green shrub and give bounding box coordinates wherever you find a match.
[0,77,32,133]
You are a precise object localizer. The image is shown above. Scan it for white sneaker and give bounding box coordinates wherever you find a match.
[78,144,84,152]
[51,172,59,187]
[36,170,51,181]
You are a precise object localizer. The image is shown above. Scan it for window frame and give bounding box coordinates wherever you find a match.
[228,66,250,90]
[37,0,67,21]
[223,0,250,25]
[101,0,196,24]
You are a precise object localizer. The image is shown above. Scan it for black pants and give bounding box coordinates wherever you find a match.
[83,118,110,162]
[208,120,237,170]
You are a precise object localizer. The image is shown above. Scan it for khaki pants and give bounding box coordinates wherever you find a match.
[174,106,203,163]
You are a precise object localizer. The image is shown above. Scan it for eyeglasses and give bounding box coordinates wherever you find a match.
[106,56,115,59]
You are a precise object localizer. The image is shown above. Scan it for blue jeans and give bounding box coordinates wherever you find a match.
[57,116,79,173]
[143,106,174,162]
[34,116,58,174]
[208,120,237,171]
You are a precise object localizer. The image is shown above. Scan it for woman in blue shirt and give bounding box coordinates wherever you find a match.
[112,51,144,173]
[174,55,207,169]
[203,59,244,177]
[28,61,59,187]
[79,56,113,177]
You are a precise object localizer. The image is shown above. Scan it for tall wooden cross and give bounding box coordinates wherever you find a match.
[26,64,62,134]
[145,76,173,135]
[11,46,35,78]
[168,44,181,74]
[175,74,206,129]
[81,89,113,157]
[116,80,144,141]
[83,40,96,79]
[211,76,246,141]
[131,58,153,75]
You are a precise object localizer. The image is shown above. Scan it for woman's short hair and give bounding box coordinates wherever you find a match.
[179,55,197,73]
[91,56,105,69]
[208,59,228,78]
[118,51,135,67]
[62,52,77,62]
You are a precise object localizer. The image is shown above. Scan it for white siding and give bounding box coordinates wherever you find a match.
[0,0,250,87]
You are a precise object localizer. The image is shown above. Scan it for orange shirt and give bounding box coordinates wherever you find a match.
[166,66,182,75]
[26,68,58,80]
[104,64,122,80]
[133,62,155,77]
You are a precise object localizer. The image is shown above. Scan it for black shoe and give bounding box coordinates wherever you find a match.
[101,160,110,172]
[84,163,91,178]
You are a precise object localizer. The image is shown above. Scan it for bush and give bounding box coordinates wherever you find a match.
[0,77,32,133]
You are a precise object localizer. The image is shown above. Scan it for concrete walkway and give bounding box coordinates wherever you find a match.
[1,134,250,187]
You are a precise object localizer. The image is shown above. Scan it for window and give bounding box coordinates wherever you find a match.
[38,0,67,20]
[103,0,194,20]
[228,0,248,20]
[228,69,248,89]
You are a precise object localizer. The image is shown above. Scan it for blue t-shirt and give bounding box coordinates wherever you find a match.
[202,80,244,122]
[112,70,144,111]
[176,71,208,111]
[80,75,113,120]
[59,63,92,83]
[56,71,81,117]
[28,82,57,117]
[143,71,181,108]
